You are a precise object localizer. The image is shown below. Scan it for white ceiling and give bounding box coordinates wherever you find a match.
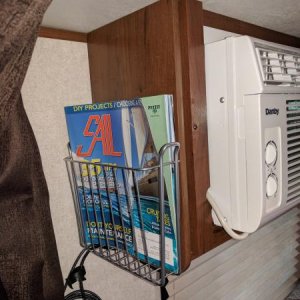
[42,0,158,33]
[202,0,300,38]
[42,0,300,38]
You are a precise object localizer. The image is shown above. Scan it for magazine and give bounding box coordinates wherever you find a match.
[64,95,178,273]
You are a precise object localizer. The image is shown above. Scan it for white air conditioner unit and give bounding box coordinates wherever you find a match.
[205,36,300,238]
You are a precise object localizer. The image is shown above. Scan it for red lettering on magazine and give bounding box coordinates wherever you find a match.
[76,114,122,157]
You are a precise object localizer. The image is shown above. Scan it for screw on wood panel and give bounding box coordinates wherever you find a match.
[219,97,225,103]
[193,124,198,130]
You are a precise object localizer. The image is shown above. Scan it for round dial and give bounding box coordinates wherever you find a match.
[265,141,277,166]
[266,174,278,198]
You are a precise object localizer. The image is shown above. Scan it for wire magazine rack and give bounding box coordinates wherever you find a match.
[64,142,181,286]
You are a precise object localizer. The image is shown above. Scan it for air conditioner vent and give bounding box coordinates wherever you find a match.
[256,43,300,86]
[287,100,300,202]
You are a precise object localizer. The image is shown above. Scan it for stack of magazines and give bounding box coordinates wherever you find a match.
[64,94,178,273]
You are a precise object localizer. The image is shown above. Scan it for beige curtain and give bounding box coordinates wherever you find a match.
[0,0,64,299]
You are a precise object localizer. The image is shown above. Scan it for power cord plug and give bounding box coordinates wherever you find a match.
[66,266,86,289]
[64,249,102,300]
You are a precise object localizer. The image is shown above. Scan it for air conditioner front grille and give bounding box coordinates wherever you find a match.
[256,43,300,86]
[287,100,300,202]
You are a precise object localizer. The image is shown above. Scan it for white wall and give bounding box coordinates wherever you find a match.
[22,37,159,300]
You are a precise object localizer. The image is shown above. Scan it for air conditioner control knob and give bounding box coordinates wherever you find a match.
[266,174,278,198]
[265,141,277,165]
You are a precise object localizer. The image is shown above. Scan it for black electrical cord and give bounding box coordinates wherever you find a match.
[64,289,101,300]
[64,248,102,300]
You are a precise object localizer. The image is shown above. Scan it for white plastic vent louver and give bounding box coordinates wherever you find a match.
[256,43,300,86]
[287,100,300,202]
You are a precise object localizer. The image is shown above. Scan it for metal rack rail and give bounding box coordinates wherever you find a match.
[64,142,180,286]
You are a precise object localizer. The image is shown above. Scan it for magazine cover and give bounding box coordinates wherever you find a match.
[64,95,178,273]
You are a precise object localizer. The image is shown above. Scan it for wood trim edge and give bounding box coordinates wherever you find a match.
[39,27,87,43]
[203,10,300,48]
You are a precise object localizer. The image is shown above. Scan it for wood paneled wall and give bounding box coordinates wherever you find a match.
[39,27,87,42]
[87,0,300,271]
[87,0,217,270]
[203,10,300,48]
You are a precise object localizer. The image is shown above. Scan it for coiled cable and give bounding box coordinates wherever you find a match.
[64,289,101,300]
[206,190,249,240]
[64,248,102,300]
